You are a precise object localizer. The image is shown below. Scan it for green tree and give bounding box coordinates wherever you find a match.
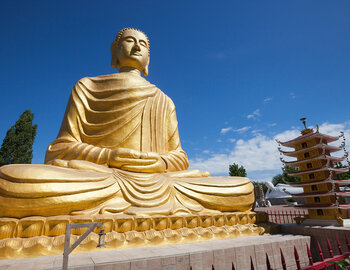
[334,162,350,180]
[0,110,37,166]
[229,163,247,177]
[272,166,300,185]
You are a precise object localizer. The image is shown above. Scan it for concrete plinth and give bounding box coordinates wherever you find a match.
[281,224,350,261]
[0,234,310,270]
[301,218,350,227]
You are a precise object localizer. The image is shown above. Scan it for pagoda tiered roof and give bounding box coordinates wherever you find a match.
[285,190,334,197]
[285,189,350,197]
[284,165,349,176]
[295,203,350,209]
[276,131,342,148]
[282,154,347,167]
[285,178,350,187]
[278,143,344,157]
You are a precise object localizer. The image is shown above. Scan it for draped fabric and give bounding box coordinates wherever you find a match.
[45,73,188,171]
[0,73,254,218]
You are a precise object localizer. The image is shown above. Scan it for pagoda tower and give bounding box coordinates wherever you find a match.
[276,119,350,226]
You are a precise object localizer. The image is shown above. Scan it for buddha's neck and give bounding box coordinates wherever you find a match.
[118,67,141,76]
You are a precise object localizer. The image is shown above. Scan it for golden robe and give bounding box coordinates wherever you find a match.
[0,73,254,218]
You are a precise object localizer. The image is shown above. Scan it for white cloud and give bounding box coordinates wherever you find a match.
[235,126,251,133]
[251,129,262,135]
[189,121,350,181]
[264,97,272,103]
[247,109,261,119]
[290,92,296,99]
[229,138,236,143]
[202,150,210,154]
[217,139,222,143]
[268,123,277,127]
[220,127,232,134]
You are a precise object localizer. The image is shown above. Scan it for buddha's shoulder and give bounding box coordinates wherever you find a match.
[77,73,150,84]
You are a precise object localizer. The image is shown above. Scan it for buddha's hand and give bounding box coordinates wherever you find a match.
[108,148,166,173]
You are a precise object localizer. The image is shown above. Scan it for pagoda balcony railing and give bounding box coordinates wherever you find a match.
[285,190,335,198]
[295,203,350,209]
[285,177,350,187]
[281,154,347,167]
[278,142,344,157]
[284,165,349,177]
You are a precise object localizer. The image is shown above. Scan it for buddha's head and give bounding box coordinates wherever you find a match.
[111,28,150,76]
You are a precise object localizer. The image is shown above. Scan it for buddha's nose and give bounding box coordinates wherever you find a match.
[133,43,141,51]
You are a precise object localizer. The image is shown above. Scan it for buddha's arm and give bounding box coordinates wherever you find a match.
[45,135,111,165]
[160,103,189,172]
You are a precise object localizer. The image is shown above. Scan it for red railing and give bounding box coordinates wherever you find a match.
[263,209,308,224]
[189,234,350,269]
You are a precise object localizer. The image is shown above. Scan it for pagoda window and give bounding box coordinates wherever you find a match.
[316,209,324,215]
[302,142,308,148]
[309,173,315,179]
[307,163,312,169]
[314,197,320,202]
[311,185,318,191]
[304,152,310,158]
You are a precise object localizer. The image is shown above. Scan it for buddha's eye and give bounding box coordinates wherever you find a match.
[124,38,134,43]
[140,41,147,48]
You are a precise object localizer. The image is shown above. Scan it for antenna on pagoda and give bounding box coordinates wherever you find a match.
[300,118,307,129]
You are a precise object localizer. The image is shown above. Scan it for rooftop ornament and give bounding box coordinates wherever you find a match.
[300,117,307,129]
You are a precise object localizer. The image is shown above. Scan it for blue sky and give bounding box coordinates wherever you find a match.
[1,1,349,181]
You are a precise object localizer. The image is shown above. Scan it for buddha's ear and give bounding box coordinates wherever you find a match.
[143,58,150,77]
[110,41,118,68]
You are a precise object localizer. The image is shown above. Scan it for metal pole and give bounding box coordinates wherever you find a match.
[62,222,102,270]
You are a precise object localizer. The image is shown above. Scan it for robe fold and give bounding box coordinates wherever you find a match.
[0,73,254,218]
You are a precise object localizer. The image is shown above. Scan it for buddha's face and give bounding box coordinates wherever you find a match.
[116,29,149,74]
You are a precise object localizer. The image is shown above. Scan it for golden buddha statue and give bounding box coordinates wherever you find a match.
[0,28,254,219]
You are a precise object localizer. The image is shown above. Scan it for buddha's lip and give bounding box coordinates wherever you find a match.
[131,52,142,56]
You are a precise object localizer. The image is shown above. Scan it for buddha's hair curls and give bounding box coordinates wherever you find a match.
[115,27,150,56]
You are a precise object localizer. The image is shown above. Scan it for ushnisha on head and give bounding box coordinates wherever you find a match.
[111,28,150,76]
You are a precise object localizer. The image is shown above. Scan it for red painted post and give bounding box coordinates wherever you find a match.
[317,241,325,263]
[283,210,286,224]
[307,243,314,265]
[212,265,215,270]
[336,235,343,254]
[327,238,338,270]
[280,248,287,270]
[274,210,277,223]
[345,234,350,251]
[327,238,334,257]
[250,256,255,270]
[232,262,235,270]
[278,210,281,224]
[266,253,272,270]
[294,246,301,270]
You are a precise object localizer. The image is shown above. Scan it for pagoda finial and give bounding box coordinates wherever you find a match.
[300,117,313,135]
[300,117,307,129]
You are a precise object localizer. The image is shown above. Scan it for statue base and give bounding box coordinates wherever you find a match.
[0,234,310,269]
[0,211,269,259]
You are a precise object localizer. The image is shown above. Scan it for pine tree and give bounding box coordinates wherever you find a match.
[229,163,247,177]
[0,110,37,166]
